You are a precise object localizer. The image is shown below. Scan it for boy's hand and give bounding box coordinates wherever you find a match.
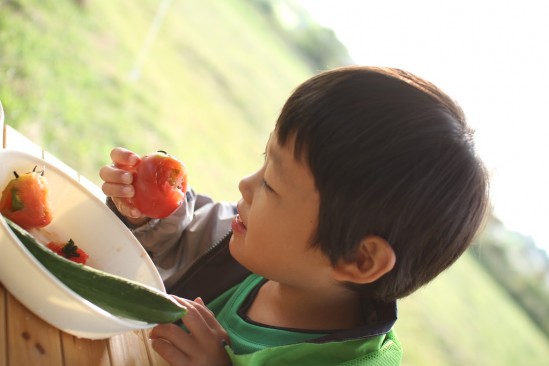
[150,297,231,366]
[99,147,147,224]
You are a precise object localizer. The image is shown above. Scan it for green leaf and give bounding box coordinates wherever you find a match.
[61,239,81,258]
[11,188,23,211]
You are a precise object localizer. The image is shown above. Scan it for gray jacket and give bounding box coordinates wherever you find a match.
[109,189,237,290]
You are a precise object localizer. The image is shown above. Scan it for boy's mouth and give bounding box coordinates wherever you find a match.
[231,214,247,234]
[236,215,247,228]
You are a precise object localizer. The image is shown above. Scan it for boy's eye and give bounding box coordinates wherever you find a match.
[261,179,274,192]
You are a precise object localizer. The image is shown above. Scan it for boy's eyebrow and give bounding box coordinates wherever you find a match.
[266,137,286,179]
[267,145,282,171]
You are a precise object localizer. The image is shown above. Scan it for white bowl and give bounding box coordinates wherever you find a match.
[0,149,165,339]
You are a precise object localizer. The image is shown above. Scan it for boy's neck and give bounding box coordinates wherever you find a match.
[246,280,365,331]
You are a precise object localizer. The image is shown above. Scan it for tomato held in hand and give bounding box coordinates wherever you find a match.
[129,151,188,219]
[0,166,53,229]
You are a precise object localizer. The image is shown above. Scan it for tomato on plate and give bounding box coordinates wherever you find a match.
[0,167,53,229]
[47,239,89,264]
[126,151,188,219]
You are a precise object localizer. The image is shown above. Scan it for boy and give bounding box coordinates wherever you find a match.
[100,66,489,365]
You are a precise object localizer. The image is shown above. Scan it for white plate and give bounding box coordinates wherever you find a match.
[0,149,165,339]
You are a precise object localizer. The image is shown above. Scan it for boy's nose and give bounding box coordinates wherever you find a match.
[238,174,254,203]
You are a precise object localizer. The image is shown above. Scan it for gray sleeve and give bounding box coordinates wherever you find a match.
[127,189,236,289]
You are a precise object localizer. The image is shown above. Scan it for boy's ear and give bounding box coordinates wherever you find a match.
[332,236,396,284]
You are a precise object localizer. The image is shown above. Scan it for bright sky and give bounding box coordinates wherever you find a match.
[297,0,549,254]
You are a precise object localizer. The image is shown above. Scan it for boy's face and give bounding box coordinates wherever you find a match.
[229,132,335,288]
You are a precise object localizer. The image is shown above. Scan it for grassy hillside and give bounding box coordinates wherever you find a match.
[0,0,311,201]
[1,1,549,364]
[396,251,549,365]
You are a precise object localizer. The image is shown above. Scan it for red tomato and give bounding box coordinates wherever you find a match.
[47,239,89,265]
[128,151,188,219]
[0,167,53,229]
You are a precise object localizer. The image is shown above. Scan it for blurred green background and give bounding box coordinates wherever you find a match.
[1,0,548,364]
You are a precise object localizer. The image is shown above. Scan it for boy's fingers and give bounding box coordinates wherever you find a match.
[101,182,134,198]
[102,194,143,219]
[150,323,197,352]
[192,298,228,338]
[178,298,229,347]
[99,165,133,186]
[150,324,195,365]
[110,147,140,167]
[150,338,190,366]
[152,299,230,365]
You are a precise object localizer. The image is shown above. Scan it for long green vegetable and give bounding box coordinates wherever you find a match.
[6,219,186,324]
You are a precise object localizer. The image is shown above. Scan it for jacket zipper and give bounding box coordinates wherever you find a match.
[169,229,233,288]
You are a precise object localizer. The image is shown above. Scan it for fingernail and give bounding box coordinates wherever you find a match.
[122,185,134,196]
[122,172,132,184]
[129,155,139,165]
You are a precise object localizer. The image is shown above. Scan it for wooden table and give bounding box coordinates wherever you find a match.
[0,124,169,366]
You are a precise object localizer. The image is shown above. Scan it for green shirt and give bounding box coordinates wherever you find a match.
[207,274,403,366]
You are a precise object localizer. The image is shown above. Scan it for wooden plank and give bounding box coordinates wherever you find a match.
[60,332,111,366]
[3,126,42,157]
[6,293,64,365]
[0,282,6,366]
[108,330,152,366]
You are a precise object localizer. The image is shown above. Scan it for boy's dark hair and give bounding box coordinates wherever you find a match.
[275,66,489,302]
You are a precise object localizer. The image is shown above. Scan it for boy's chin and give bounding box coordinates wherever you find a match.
[228,235,242,261]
